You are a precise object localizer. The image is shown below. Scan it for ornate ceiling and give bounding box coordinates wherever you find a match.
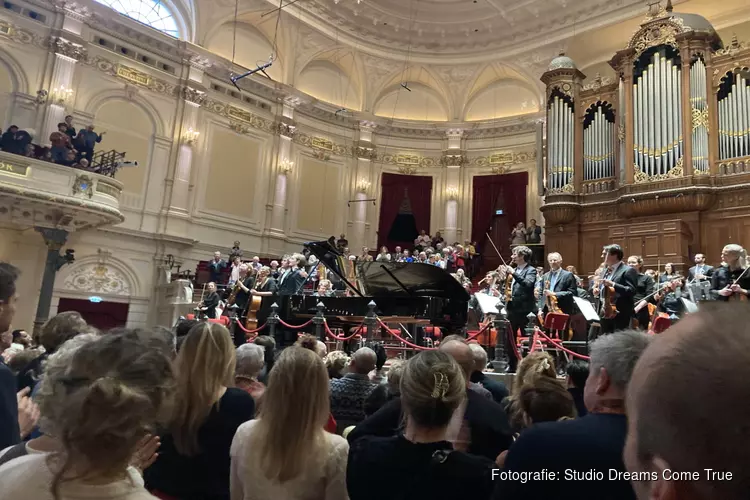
[253,0,649,60]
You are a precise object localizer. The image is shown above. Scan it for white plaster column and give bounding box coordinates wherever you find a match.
[269,101,298,235]
[442,129,464,244]
[171,88,204,213]
[350,121,377,251]
[42,49,78,145]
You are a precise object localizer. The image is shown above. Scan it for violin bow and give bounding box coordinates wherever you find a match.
[485,232,509,267]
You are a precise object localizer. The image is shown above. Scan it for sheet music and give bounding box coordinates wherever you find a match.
[573,296,600,322]
[475,292,503,316]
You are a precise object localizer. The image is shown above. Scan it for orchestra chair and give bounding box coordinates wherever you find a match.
[650,315,672,334]
[422,326,442,340]
[544,312,570,339]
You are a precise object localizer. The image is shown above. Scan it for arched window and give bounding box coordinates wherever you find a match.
[95,0,180,38]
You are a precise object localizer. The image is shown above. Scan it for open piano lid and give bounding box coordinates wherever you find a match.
[304,239,470,301]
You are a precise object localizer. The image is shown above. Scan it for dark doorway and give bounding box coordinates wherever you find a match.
[57,298,129,331]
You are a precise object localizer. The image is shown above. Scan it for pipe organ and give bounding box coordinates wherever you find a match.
[633,48,683,180]
[539,1,750,279]
[583,103,615,181]
[547,91,575,191]
[718,71,750,161]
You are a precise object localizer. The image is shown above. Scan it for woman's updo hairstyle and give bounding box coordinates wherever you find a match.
[400,350,465,428]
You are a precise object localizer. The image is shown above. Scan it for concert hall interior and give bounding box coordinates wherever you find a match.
[3,0,750,498]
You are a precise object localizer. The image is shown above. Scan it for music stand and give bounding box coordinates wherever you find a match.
[687,281,711,302]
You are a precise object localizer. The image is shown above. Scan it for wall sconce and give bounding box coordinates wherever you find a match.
[355,178,371,194]
[50,86,74,106]
[446,186,459,200]
[182,127,200,146]
[279,158,294,174]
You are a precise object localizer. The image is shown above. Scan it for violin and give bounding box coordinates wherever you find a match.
[602,283,619,319]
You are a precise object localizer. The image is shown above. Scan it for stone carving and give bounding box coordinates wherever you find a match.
[582,73,615,92]
[203,98,274,133]
[715,34,749,57]
[380,153,438,168]
[182,86,206,105]
[440,152,467,167]
[354,143,377,160]
[52,38,88,60]
[276,121,297,139]
[0,21,47,48]
[469,151,537,168]
[72,174,94,199]
[294,133,350,157]
[63,263,131,296]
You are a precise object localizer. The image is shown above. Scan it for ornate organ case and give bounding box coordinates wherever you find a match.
[540,5,750,276]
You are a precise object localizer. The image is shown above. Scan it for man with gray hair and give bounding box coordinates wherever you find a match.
[493,329,651,500]
[624,304,750,500]
[468,343,509,404]
[329,347,377,433]
[234,343,266,401]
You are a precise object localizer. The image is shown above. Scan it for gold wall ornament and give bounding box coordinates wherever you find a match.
[491,165,512,174]
[276,121,297,139]
[470,150,537,168]
[396,154,421,166]
[354,144,377,160]
[440,152,467,167]
[397,165,419,175]
[629,20,682,58]
[692,107,709,130]
[116,65,152,86]
[72,174,95,198]
[0,160,29,176]
[634,158,684,183]
[311,149,330,161]
[311,137,334,151]
[715,34,749,57]
[52,38,88,61]
[229,121,250,134]
[547,183,575,195]
[182,86,206,106]
[618,125,626,143]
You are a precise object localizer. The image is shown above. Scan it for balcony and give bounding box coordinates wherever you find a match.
[0,151,124,232]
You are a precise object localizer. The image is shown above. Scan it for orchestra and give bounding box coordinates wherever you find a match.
[197,238,748,374]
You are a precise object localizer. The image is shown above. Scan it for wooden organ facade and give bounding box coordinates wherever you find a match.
[540,4,750,276]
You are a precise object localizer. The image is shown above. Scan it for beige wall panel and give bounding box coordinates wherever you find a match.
[204,127,260,219]
[95,101,153,194]
[0,61,12,126]
[295,157,339,235]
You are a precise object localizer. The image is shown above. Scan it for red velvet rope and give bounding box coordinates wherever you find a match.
[277,318,314,329]
[323,320,366,341]
[233,318,267,334]
[534,327,591,360]
[376,318,436,350]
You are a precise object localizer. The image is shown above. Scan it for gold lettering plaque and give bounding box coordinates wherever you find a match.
[116,65,152,86]
[0,161,29,176]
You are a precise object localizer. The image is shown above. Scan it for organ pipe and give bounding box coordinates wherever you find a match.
[690,58,709,173]
[584,104,615,181]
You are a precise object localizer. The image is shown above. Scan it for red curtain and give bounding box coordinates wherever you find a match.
[57,298,129,331]
[378,173,433,251]
[471,171,528,256]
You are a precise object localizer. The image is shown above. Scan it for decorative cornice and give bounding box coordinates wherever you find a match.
[52,37,88,60]
[182,86,206,105]
[380,153,439,168]
[203,98,274,133]
[276,121,297,139]
[0,21,47,48]
[81,55,178,98]
[354,142,377,160]
[715,34,749,57]
[468,151,537,168]
[440,151,468,167]
[294,133,351,159]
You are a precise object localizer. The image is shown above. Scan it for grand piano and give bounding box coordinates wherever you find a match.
[284,239,470,335]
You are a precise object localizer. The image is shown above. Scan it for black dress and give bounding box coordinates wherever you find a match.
[347,435,495,500]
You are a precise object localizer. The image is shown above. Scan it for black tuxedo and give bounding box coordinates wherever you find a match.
[597,262,638,334]
[202,291,220,319]
[688,264,714,282]
[277,268,306,296]
[505,264,537,371]
[633,273,656,330]
[537,269,577,316]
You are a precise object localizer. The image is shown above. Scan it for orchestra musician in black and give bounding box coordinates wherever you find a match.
[198,282,220,319]
[498,245,537,372]
[536,252,577,318]
[229,264,256,347]
[627,255,656,331]
[593,244,638,334]
[688,253,713,282]
[711,244,750,301]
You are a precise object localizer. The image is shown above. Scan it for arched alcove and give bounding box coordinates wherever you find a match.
[374,82,449,121]
[464,80,539,120]
[204,23,283,82]
[93,0,192,40]
[297,55,362,111]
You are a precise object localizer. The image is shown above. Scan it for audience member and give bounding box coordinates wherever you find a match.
[0,263,23,449]
[349,337,513,461]
[230,346,348,500]
[364,359,403,416]
[503,351,558,430]
[63,114,76,140]
[296,333,326,357]
[624,305,750,500]
[566,359,589,417]
[145,322,255,500]
[75,124,105,161]
[234,343,266,403]
[324,350,350,379]
[17,311,89,392]
[347,350,495,500]
[49,122,72,163]
[330,347,377,432]
[1,125,19,153]
[468,343,509,404]
[253,335,276,384]
[174,318,198,351]
[493,329,651,500]
[518,376,576,426]
[0,330,174,499]
[368,343,387,384]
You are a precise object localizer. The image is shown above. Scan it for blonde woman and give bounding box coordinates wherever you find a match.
[347,350,495,500]
[145,323,255,500]
[230,347,348,500]
[503,351,558,432]
[0,331,174,499]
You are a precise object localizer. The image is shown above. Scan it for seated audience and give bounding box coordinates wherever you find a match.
[349,336,513,461]
[324,350,350,379]
[330,347,377,432]
[468,343,509,404]
[364,359,404,416]
[230,347,348,500]
[0,330,174,499]
[17,311,89,392]
[235,343,266,403]
[518,376,577,426]
[368,343,387,384]
[493,329,651,500]
[503,351,558,431]
[566,359,589,417]
[252,334,276,384]
[174,318,199,351]
[347,350,495,500]
[145,322,255,500]
[624,305,750,500]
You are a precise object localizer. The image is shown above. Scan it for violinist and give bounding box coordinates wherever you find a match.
[711,244,750,301]
[628,255,656,331]
[536,252,577,318]
[654,277,686,317]
[593,244,638,334]
[497,245,537,372]
[688,253,713,282]
[229,264,256,347]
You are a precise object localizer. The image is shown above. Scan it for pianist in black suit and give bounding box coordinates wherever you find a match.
[536,252,577,317]
[199,282,220,319]
[499,246,537,372]
[593,244,638,334]
[688,253,714,282]
[277,253,308,296]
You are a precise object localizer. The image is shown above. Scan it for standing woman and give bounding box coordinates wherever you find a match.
[230,347,349,500]
[145,323,255,500]
[347,350,495,500]
[660,263,677,284]
[510,222,527,247]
